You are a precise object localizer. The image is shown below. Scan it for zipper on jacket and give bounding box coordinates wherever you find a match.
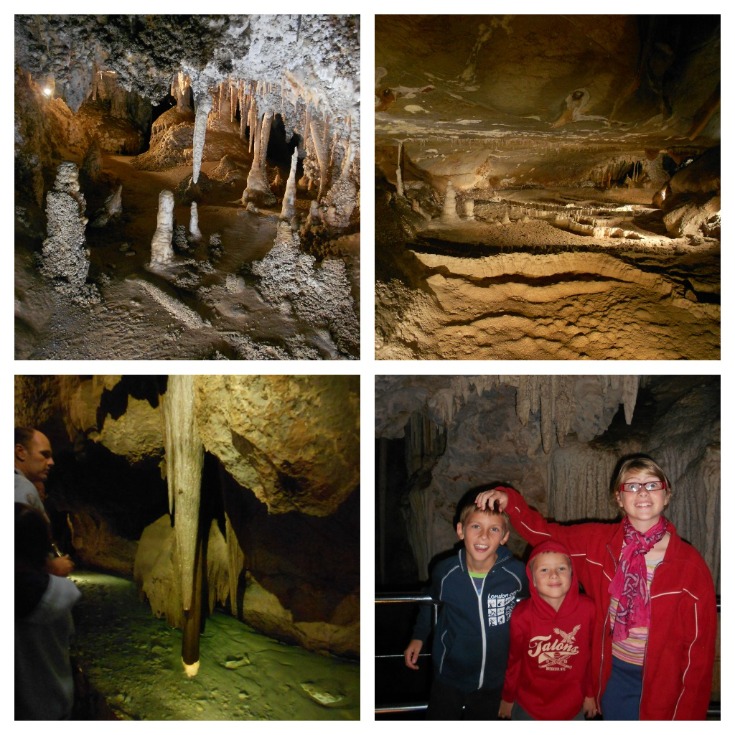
[475,571,488,690]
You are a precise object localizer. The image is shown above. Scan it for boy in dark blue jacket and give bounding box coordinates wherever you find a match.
[404,494,527,719]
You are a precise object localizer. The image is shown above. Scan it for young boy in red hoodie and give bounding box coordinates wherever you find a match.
[500,540,597,720]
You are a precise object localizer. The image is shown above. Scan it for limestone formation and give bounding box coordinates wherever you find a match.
[375,15,719,360]
[41,161,90,290]
[149,190,175,266]
[90,184,122,228]
[242,106,277,207]
[15,16,360,360]
[251,223,359,358]
[280,147,299,221]
[188,201,202,241]
[194,375,359,516]
[440,181,459,223]
[191,92,212,185]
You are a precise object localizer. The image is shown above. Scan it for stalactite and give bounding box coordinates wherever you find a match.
[162,375,203,609]
[309,118,329,200]
[259,110,273,166]
[192,92,212,185]
[621,375,639,424]
[238,84,246,139]
[161,375,204,675]
[229,82,236,123]
[248,96,258,154]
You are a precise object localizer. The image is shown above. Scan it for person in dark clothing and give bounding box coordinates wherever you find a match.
[15,502,81,720]
[403,494,527,719]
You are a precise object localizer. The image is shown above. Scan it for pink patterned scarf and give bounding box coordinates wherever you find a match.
[608,516,669,642]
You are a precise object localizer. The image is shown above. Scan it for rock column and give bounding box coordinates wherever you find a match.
[150,190,175,265]
[41,162,90,288]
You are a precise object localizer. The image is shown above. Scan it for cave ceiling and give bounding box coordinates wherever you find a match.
[15,15,359,125]
[376,15,720,188]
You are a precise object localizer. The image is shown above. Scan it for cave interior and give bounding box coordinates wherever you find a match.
[15,375,360,720]
[374,375,720,715]
[14,15,360,360]
[375,15,720,360]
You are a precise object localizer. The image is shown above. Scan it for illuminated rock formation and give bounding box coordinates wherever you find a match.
[40,161,90,291]
[280,147,299,221]
[149,190,175,266]
[188,201,202,241]
[375,15,720,360]
[14,374,360,658]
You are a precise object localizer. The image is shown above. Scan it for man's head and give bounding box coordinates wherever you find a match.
[15,427,54,484]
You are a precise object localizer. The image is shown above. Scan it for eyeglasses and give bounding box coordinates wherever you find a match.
[619,480,667,494]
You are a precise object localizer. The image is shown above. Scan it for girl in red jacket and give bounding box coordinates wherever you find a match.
[500,540,597,720]
[476,456,717,720]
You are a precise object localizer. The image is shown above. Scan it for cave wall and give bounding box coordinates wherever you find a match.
[14,374,360,657]
[375,375,720,593]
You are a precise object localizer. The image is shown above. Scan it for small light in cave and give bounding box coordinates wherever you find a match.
[42,87,52,97]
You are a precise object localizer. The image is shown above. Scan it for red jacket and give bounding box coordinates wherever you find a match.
[503,540,596,719]
[502,487,717,720]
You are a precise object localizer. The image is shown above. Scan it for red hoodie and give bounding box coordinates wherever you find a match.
[502,540,596,719]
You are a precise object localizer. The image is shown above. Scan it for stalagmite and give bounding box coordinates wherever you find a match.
[161,375,205,676]
[192,92,212,185]
[280,147,299,221]
[243,110,275,206]
[396,141,404,197]
[150,190,175,266]
[189,201,202,241]
[441,181,459,223]
[41,161,90,288]
[226,515,245,617]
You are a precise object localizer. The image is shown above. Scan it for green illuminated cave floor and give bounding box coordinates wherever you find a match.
[70,571,359,720]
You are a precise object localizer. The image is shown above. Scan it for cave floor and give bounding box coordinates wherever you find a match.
[15,154,360,360]
[70,571,359,721]
[376,190,720,360]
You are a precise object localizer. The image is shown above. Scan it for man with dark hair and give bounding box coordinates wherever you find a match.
[15,427,73,577]
[15,427,53,512]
